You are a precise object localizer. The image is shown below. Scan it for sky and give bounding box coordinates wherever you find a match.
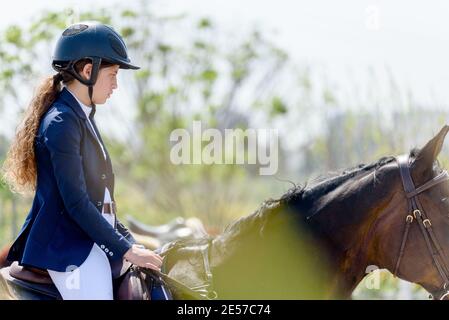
[1,0,449,103]
[1,0,449,138]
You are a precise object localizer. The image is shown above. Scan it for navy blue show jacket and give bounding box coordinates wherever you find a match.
[7,87,135,272]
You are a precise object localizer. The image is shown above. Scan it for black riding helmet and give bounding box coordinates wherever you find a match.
[52,21,140,105]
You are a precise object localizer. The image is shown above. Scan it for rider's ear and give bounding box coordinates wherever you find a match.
[81,63,92,81]
[412,125,449,182]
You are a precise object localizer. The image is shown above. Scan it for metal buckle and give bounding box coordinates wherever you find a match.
[206,290,218,300]
[413,209,421,219]
[406,215,414,223]
[102,201,117,215]
[440,291,449,300]
[423,219,432,228]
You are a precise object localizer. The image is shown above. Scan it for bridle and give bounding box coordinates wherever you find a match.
[394,154,449,300]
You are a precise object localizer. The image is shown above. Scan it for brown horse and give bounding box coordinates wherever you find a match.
[3,126,449,299]
[160,125,449,299]
[0,244,11,269]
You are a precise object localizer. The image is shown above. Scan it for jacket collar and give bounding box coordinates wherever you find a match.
[58,87,88,120]
[57,87,110,162]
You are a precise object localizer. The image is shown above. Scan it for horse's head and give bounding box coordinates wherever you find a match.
[372,125,449,299]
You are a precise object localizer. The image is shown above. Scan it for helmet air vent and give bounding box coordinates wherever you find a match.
[62,24,88,36]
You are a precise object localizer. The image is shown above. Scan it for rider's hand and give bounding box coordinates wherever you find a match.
[123,244,163,271]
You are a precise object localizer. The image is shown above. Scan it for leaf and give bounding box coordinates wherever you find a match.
[200,69,217,82]
[121,10,137,18]
[121,27,135,38]
[1,69,14,80]
[198,18,212,29]
[271,97,288,116]
[5,25,22,46]
[158,43,172,54]
[323,88,337,105]
[194,41,207,50]
[135,69,151,80]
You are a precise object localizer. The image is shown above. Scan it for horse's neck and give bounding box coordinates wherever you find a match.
[207,170,393,297]
[310,178,393,293]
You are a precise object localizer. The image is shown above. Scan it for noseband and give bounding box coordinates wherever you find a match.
[394,154,449,299]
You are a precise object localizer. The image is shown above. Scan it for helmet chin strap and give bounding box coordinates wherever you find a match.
[88,85,96,118]
[86,58,101,118]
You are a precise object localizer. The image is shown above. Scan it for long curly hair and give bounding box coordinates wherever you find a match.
[1,59,112,194]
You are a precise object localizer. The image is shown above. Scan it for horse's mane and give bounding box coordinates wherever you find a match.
[168,149,425,250]
[218,151,418,243]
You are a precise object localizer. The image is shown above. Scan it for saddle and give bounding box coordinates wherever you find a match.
[0,263,60,299]
[2,261,170,300]
[115,265,152,300]
[1,240,214,300]
[126,216,187,237]
[126,216,194,243]
[9,262,52,285]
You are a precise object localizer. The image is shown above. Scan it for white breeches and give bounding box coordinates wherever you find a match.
[47,243,113,300]
[47,213,116,300]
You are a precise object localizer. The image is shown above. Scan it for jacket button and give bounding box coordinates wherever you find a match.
[109,252,113,256]
[101,174,106,180]
[100,245,105,249]
[97,201,102,207]
[105,248,109,253]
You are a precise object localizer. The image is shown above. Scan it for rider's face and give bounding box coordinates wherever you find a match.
[92,64,120,105]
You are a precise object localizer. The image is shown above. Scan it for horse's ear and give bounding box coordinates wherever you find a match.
[412,125,449,180]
